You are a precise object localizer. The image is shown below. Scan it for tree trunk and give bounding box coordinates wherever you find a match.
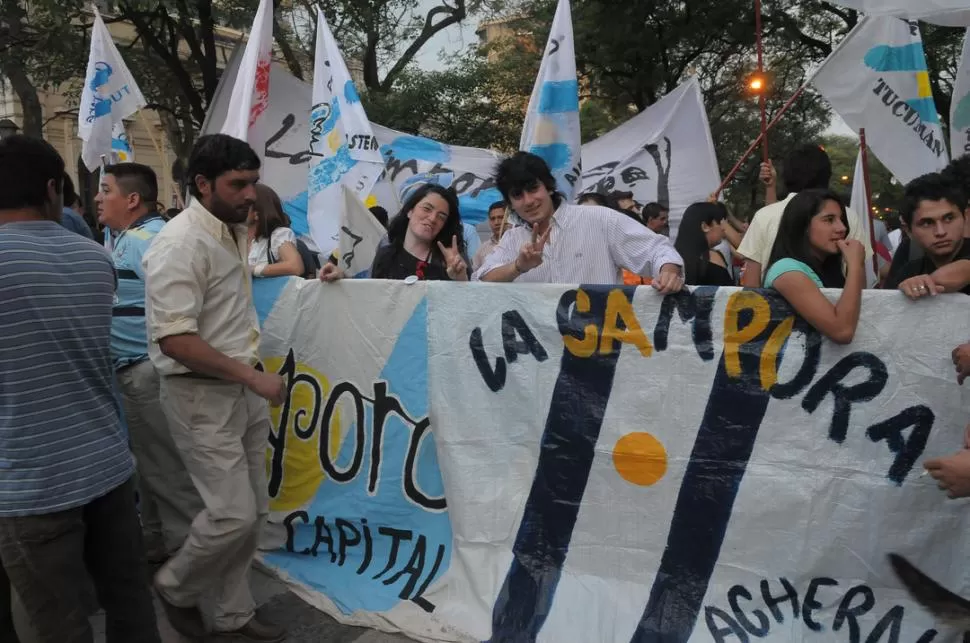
[0,0,42,137]
[3,62,43,138]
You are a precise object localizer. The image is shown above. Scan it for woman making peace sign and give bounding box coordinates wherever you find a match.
[370,184,470,281]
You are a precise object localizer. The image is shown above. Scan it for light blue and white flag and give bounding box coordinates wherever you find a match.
[78,5,145,171]
[307,8,385,253]
[520,0,581,201]
[110,121,133,163]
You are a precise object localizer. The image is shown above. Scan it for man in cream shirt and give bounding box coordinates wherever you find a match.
[143,134,287,642]
[739,144,872,287]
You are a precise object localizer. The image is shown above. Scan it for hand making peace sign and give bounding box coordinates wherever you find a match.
[514,226,551,274]
[437,235,469,281]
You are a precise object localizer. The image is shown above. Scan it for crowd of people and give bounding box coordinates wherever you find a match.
[1,127,970,643]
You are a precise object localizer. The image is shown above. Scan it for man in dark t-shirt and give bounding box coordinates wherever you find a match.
[885,173,970,297]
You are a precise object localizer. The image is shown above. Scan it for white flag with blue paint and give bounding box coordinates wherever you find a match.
[812,16,949,184]
[78,5,146,171]
[307,8,385,253]
[520,0,581,201]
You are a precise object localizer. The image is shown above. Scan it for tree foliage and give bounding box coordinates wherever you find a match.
[1,0,966,194]
[822,134,904,218]
[1,0,499,160]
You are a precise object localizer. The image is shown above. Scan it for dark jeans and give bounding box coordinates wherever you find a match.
[0,557,19,643]
[0,477,160,643]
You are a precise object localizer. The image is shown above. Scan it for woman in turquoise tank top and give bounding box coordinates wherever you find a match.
[762,189,865,344]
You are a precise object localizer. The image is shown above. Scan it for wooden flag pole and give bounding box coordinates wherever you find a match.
[139,111,165,165]
[755,0,769,164]
[713,82,807,197]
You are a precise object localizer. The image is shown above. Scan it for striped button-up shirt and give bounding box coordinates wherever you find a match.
[472,203,683,284]
[143,199,260,376]
[0,221,133,516]
[111,213,165,370]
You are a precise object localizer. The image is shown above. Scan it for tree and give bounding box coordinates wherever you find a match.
[363,27,539,152]
[2,0,489,163]
[0,0,88,138]
[822,134,904,217]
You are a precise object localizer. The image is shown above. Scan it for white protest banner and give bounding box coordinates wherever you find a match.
[824,0,970,27]
[951,30,970,158]
[203,60,717,239]
[221,0,273,148]
[336,185,384,277]
[251,277,462,642]
[203,57,504,235]
[812,17,949,184]
[520,0,582,201]
[373,122,504,225]
[78,5,146,171]
[203,51,314,239]
[580,77,719,239]
[253,275,970,642]
[306,8,385,252]
[110,121,133,163]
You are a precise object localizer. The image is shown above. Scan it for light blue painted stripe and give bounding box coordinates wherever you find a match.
[537,80,580,114]
[252,277,292,326]
[282,191,310,236]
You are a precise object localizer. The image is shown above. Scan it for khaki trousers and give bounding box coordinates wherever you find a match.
[117,361,202,553]
[155,376,270,632]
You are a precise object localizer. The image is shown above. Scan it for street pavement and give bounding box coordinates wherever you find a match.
[13,565,417,643]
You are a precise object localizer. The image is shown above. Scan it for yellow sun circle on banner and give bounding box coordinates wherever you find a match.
[261,357,343,512]
[612,432,667,486]
[365,194,378,209]
[327,130,341,152]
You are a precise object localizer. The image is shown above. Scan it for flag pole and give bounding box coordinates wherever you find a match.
[99,154,112,250]
[138,111,165,166]
[755,0,768,164]
[714,82,808,197]
[859,128,880,281]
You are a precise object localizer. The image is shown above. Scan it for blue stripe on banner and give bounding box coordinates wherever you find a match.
[488,285,631,643]
[282,191,310,236]
[863,43,928,73]
[529,142,573,173]
[537,80,580,114]
[906,97,940,124]
[252,277,292,326]
[629,292,813,643]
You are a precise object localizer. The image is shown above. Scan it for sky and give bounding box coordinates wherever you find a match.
[413,13,479,71]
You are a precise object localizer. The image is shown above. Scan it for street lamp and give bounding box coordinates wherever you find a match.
[0,119,19,140]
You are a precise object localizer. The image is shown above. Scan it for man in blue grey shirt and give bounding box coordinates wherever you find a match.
[0,136,159,642]
[96,162,201,564]
[60,173,94,239]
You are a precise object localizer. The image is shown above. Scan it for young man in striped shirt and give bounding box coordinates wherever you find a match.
[472,152,685,291]
[0,136,159,642]
[96,163,201,564]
